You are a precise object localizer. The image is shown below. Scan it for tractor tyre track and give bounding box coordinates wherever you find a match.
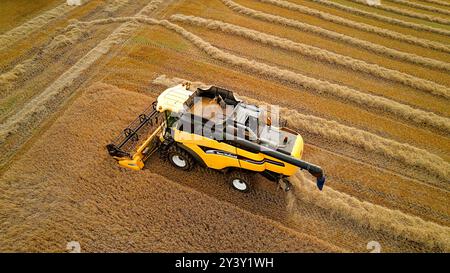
[385,0,450,16]
[0,3,75,51]
[0,1,166,169]
[170,14,450,98]
[257,0,450,53]
[220,0,450,71]
[349,0,450,25]
[307,0,450,36]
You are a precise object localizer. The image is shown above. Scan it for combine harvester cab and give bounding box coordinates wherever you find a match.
[107,83,326,192]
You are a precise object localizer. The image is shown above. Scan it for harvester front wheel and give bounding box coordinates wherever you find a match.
[168,146,194,171]
[228,171,252,193]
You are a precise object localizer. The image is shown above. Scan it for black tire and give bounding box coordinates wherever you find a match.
[167,146,195,171]
[228,171,252,193]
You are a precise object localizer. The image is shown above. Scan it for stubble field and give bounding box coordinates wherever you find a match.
[0,0,449,252]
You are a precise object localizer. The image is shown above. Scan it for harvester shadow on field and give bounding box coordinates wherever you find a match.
[145,154,290,222]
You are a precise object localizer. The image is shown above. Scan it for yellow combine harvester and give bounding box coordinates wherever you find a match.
[107,83,325,192]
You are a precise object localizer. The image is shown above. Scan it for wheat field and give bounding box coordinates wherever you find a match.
[0,0,449,252]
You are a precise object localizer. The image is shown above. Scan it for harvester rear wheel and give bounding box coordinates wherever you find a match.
[168,146,194,171]
[228,171,252,193]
